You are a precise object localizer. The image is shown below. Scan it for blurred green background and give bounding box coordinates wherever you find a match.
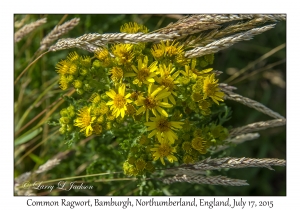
[14,14,286,196]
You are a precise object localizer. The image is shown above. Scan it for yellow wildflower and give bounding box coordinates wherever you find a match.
[150,138,178,165]
[80,55,91,68]
[59,75,69,90]
[183,154,195,164]
[55,60,71,75]
[125,56,158,87]
[135,83,172,121]
[191,137,208,154]
[98,102,109,115]
[151,42,165,60]
[155,64,179,105]
[151,40,184,60]
[135,158,146,171]
[120,22,148,34]
[112,44,135,66]
[182,141,192,153]
[106,84,132,118]
[74,107,96,137]
[109,66,124,82]
[203,73,225,105]
[164,40,184,58]
[89,93,101,104]
[67,51,80,62]
[181,59,198,80]
[144,115,183,144]
[92,123,103,135]
[95,48,112,67]
[125,104,137,116]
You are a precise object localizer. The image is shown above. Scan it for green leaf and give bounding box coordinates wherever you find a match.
[14,127,42,146]
[29,153,44,165]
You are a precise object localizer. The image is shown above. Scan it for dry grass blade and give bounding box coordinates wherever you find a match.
[221,88,285,120]
[160,14,285,46]
[160,174,248,186]
[14,158,61,195]
[194,18,284,48]
[172,14,285,26]
[49,33,179,52]
[154,21,220,37]
[35,158,61,174]
[14,15,30,28]
[215,16,284,39]
[14,18,47,42]
[14,172,31,185]
[164,157,286,174]
[175,14,252,24]
[213,133,260,153]
[229,119,286,137]
[192,157,286,171]
[185,24,275,58]
[39,18,80,51]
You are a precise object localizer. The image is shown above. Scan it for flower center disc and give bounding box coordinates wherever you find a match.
[162,77,174,91]
[157,118,170,132]
[137,68,150,82]
[82,115,91,126]
[114,94,126,108]
[158,144,171,156]
[204,84,216,96]
[144,96,157,109]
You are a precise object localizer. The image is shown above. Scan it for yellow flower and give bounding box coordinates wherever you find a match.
[125,104,136,116]
[191,137,208,154]
[95,48,112,67]
[106,84,132,118]
[68,63,78,75]
[74,107,96,137]
[183,154,195,164]
[191,92,203,102]
[151,40,184,60]
[198,99,212,110]
[120,22,149,34]
[125,56,158,87]
[67,51,80,62]
[151,42,165,60]
[123,161,138,176]
[89,93,101,104]
[175,53,190,66]
[55,60,71,75]
[135,158,146,171]
[164,40,184,58]
[92,123,103,135]
[144,115,183,144]
[59,75,69,90]
[109,66,124,82]
[112,44,135,66]
[98,102,109,115]
[181,59,198,80]
[155,64,180,105]
[182,141,192,153]
[203,73,225,105]
[80,55,91,68]
[135,83,173,121]
[150,138,178,165]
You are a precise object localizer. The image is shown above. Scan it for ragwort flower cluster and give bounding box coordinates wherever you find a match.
[55,22,229,176]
